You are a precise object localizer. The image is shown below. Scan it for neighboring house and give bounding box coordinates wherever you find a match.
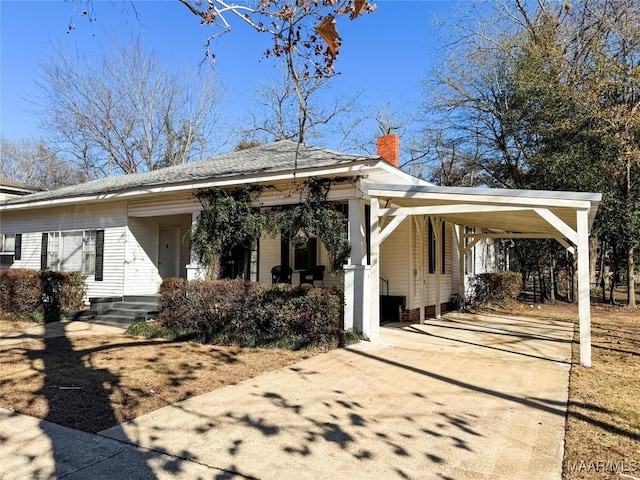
[462,230,512,298]
[0,177,42,268]
[0,137,601,365]
[0,176,42,200]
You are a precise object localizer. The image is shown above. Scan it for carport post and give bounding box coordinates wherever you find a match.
[577,209,592,367]
[432,216,442,319]
[368,197,381,343]
[456,224,465,304]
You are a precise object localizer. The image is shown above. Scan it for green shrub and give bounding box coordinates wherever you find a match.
[126,321,194,341]
[0,269,87,322]
[469,271,522,308]
[340,328,363,347]
[158,278,344,349]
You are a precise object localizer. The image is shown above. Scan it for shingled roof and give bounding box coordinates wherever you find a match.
[2,140,376,206]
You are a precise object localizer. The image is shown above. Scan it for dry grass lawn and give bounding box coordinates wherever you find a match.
[0,325,316,433]
[0,300,638,479]
[506,301,640,480]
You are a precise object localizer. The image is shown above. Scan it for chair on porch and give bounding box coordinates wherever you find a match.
[299,265,325,287]
[271,265,293,284]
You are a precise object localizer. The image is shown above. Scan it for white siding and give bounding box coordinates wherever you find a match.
[316,242,343,290]
[88,227,126,298]
[0,202,128,299]
[423,221,455,305]
[258,233,281,284]
[0,202,127,234]
[379,218,410,298]
[125,215,191,295]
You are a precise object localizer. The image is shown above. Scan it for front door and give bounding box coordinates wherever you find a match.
[158,225,181,278]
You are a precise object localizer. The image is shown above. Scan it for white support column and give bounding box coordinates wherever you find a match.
[348,198,366,265]
[368,197,381,343]
[186,210,207,280]
[417,216,426,324]
[577,209,592,367]
[432,216,442,319]
[345,198,369,332]
[457,224,465,304]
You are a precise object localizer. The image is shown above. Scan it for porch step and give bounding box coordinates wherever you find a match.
[123,295,160,303]
[88,315,136,329]
[67,295,160,329]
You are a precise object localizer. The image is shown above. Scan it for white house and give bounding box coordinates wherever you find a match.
[0,136,601,365]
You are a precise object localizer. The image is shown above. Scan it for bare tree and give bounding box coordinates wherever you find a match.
[36,40,221,178]
[240,71,367,150]
[1,137,88,189]
[69,1,375,153]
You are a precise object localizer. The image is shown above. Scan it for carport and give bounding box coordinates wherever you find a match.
[344,183,601,367]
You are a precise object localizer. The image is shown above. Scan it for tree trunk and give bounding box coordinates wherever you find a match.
[609,267,616,305]
[627,243,636,307]
[549,256,556,302]
[589,236,598,284]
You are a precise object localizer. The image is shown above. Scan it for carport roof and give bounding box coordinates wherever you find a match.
[363,183,602,239]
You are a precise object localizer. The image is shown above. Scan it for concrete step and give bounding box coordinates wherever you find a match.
[65,310,97,321]
[111,302,159,312]
[79,295,160,328]
[98,307,157,317]
[88,315,135,328]
[122,295,160,303]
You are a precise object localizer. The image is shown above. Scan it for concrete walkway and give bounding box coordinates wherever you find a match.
[0,313,573,479]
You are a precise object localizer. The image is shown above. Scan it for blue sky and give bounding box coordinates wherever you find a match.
[1,1,465,154]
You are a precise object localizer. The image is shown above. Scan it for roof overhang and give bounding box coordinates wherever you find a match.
[1,159,406,212]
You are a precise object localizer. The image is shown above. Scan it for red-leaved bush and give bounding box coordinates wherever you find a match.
[159,278,344,349]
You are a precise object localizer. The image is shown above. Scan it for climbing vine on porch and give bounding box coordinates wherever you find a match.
[192,178,352,278]
[265,178,352,270]
[192,186,265,279]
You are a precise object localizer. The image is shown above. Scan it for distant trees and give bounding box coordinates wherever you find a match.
[0,138,87,189]
[70,1,375,149]
[421,0,640,306]
[37,40,220,178]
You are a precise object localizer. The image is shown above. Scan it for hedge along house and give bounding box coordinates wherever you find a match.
[0,137,601,365]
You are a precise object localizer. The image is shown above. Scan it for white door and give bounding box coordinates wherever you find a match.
[158,225,181,278]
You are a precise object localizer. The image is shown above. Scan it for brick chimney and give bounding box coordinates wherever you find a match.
[377,134,400,168]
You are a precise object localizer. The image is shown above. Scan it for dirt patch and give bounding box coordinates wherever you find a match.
[0,327,317,433]
[483,301,640,480]
[0,312,40,333]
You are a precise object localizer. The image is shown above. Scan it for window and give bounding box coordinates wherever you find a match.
[464,227,475,275]
[0,233,19,268]
[0,234,15,254]
[428,219,446,274]
[46,230,97,274]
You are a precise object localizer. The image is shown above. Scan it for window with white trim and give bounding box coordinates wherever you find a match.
[47,230,97,274]
[0,234,15,254]
[464,227,476,275]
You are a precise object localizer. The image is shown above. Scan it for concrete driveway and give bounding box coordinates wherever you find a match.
[102,311,573,480]
[0,312,573,479]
